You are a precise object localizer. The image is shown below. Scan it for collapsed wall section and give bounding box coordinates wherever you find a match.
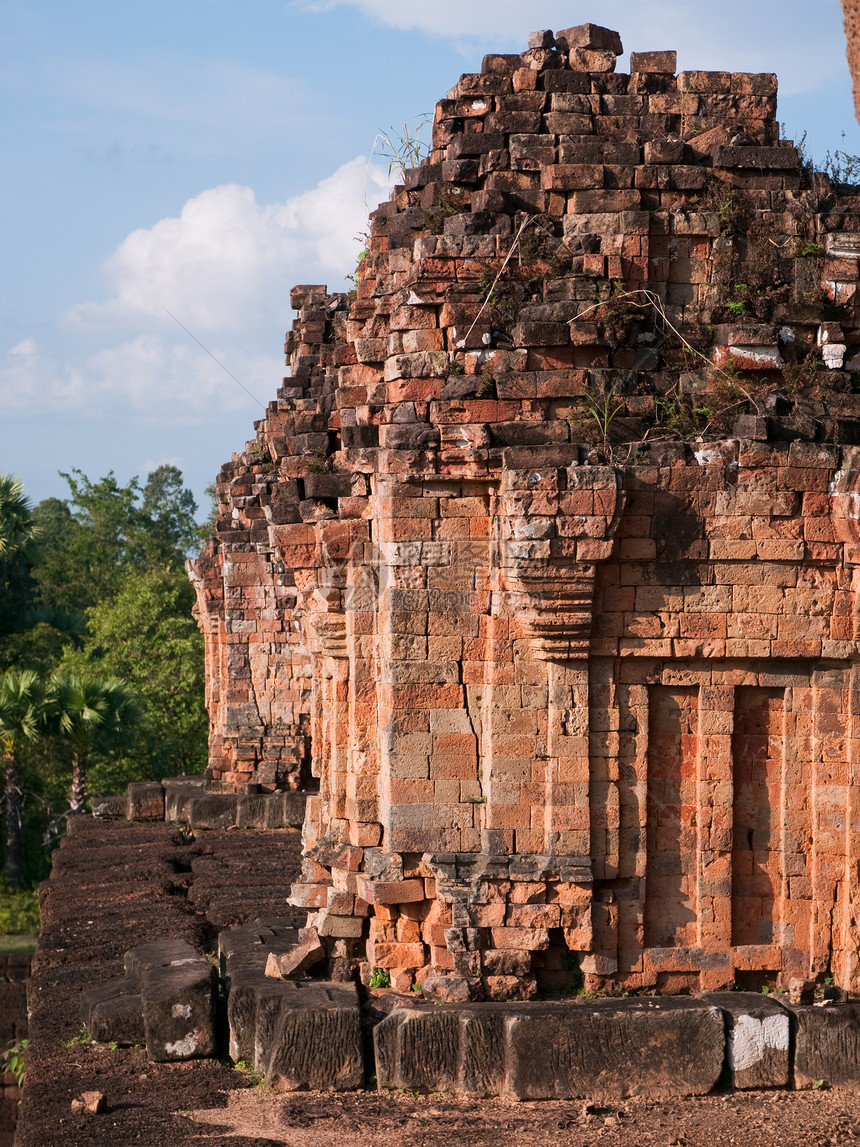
[192,23,860,998]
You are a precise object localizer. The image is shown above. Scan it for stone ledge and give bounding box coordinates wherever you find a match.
[375,998,726,1099]
[92,777,308,831]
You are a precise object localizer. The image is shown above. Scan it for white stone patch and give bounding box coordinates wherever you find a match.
[727,344,784,368]
[694,447,722,466]
[823,343,847,369]
[172,1003,193,1019]
[165,1031,199,1058]
[779,326,796,345]
[728,1012,790,1073]
[826,234,860,258]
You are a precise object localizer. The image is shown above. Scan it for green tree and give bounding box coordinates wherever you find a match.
[0,476,35,560]
[140,465,200,560]
[50,676,140,813]
[0,476,37,645]
[59,568,207,786]
[30,465,199,615]
[0,671,47,888]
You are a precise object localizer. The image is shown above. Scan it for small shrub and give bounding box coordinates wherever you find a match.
[369,967,392,990]
[2,1039,27,1087]
[0,887,39,935]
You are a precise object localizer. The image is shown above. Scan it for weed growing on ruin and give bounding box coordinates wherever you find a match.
[369,967,392,989]
[234,1060,265,1086]
[303,451,330,475]
[65,1028,92,1049]
[566,389,626,460]
[782,350,825,397]
[475,366,497,399]
[373,115,432,181]
[800,241,824,257]
[822,134,860,186]
[725,285,748,318]
[345,248,368,286]
[2,1038,27,1088]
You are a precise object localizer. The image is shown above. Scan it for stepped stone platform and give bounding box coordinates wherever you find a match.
[17,815,860,1146]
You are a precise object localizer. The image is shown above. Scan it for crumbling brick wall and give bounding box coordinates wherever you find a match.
[190,24,860,998]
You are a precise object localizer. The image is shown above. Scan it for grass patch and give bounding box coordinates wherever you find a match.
[0,888,39,936]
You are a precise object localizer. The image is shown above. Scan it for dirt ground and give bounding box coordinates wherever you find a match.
[17,817,860,1146]
[184,1087,860,1147]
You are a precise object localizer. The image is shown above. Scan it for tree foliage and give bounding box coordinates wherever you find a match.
[0,670,47,887]
[0,465,208,888]
[50,675,141,813]
[59,569,207,785]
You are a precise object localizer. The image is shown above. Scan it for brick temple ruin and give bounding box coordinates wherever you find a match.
[189,22,860,1002]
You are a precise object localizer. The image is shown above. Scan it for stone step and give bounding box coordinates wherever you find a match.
[375,997,726,1100]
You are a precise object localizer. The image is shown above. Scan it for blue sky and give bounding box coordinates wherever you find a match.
[2,0,857,513]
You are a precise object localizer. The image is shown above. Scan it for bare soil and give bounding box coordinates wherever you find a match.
[18,817,860,1146]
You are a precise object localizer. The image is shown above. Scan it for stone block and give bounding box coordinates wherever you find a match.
[236,794,269,828]
[80,979,144,1046]
[505,1000,724,1099]
[125,938,203,982]
[227,972,290,1064]
[188,794,238,829]
[140,962,216,1062]
[555,24,623,54]
[164,784,206,823]
[126,782,164,821]
[792,1002,860,1090]
[257,981,364,1091]
[630,50,677,74]
[375,999,724,1098]
[701,993,790,1089]
[90,793,127,819]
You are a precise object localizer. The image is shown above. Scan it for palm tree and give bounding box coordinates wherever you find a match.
[0,475,35,560]
[0,670,46,888]
[50,676,140,814]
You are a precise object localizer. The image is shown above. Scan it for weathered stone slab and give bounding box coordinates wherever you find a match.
[265,926,325,979]
[236,794,269,829]
[188,794,238,829]
[164,783,206,823]
[80,979,144,1046]
[140,962,216,1062]
[90,794,127,819]
[125,938,202,981]
[228,971,293,1064]
[375,999,724,1099]
[256,981,363,1091]
[126,782,164,821]
[701,992,790,1089]
[791,1002,860,1090]
[506,1000,724,1100]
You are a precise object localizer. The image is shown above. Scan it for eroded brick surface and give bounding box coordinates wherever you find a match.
[189,26,860,998]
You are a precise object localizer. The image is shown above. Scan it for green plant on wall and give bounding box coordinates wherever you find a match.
[374,115,432,181]
[2,1038,27,1088]
[369,967,391,989]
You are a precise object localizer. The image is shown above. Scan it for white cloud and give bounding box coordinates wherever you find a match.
[66,156,392,334]
[0,333,278,422]
[8,338,37,357]
[2,156,394,424]
[294,0,843,96]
